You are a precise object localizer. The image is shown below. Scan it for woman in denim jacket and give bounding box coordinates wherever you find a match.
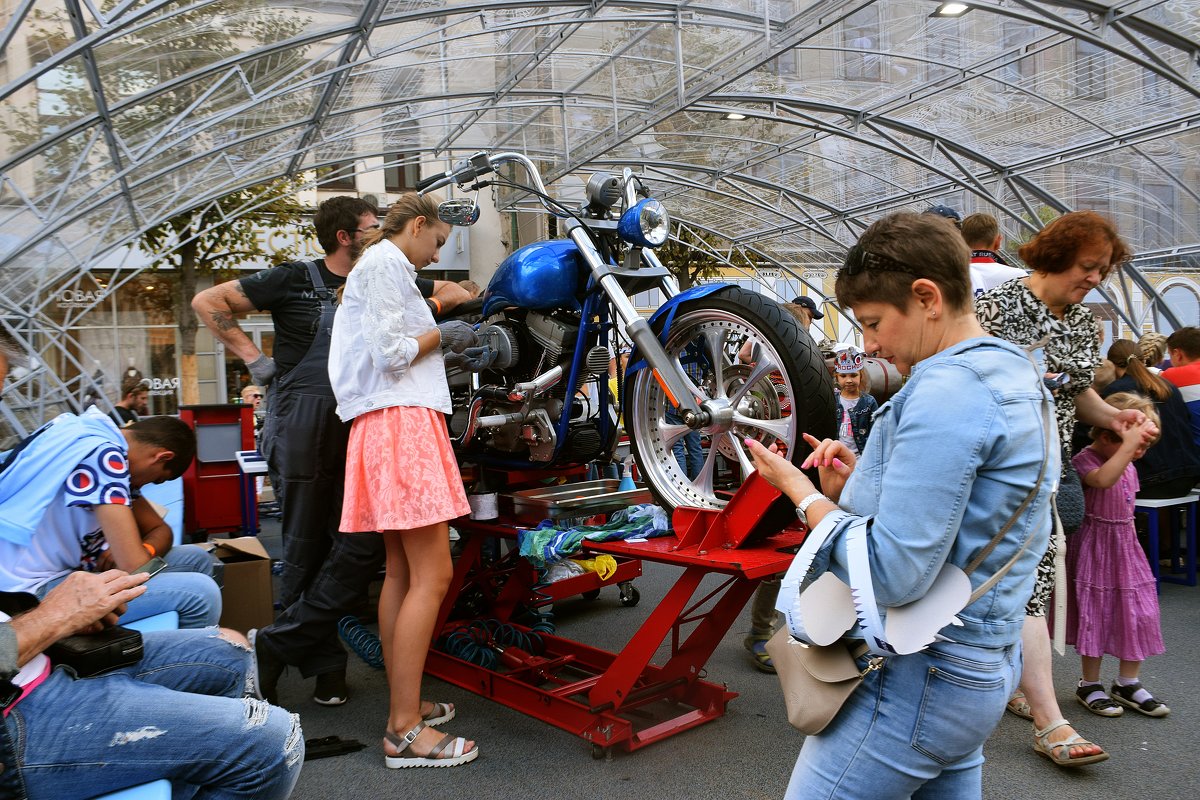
[748,212,1056,799]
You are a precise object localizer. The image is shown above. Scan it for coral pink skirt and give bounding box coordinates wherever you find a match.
[340,405,470,532]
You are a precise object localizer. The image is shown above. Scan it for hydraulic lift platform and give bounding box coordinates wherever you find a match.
[425,472,806,758]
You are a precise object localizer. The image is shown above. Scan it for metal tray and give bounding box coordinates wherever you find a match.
[502,479,652,523]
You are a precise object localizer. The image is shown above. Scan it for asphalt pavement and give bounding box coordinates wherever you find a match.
[250,517,1198,799]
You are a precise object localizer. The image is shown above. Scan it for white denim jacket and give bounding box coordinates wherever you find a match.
[329,239,451,421]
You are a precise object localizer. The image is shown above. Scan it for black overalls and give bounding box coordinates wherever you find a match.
[258,262,384,679]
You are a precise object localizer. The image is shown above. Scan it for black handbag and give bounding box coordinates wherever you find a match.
[45,625,143,678]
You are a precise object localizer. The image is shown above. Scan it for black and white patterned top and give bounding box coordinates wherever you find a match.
[975,277,1101,465]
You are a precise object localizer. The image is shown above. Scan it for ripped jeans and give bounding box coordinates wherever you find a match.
[4,628,304,799]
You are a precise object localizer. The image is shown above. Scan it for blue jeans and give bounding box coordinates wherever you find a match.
[666,411,704,480]
[36,546,222,629]
[785,639,1020,800]
[5,628,303,799]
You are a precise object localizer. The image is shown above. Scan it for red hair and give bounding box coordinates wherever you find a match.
[1018,211,1131,279]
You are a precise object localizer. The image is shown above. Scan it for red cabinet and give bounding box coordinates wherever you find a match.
[179,404,255,538]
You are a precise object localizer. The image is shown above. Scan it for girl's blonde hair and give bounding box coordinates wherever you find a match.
[835,363,872,396]
[1107,339,1171,402]
[1137,332,1168,368]
[1091,391,1161,445]
[360,191,443,253]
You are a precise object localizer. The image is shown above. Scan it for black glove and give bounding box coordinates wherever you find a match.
[436,321,478,354]
[247,354,276,386]
[444,346,496,372]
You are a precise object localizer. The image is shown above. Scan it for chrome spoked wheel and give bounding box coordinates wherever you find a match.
[626,286,834,511]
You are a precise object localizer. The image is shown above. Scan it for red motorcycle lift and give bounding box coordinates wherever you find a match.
[425,471,806,758]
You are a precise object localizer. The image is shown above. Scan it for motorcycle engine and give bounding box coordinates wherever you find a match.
[451,309,607,463]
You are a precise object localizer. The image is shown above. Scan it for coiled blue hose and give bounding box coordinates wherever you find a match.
[338,616,385,670]
[439,613,556,670]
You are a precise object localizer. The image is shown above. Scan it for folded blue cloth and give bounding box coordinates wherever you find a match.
[517,503,671,569]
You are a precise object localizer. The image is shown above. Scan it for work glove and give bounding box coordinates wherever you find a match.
[444,346,496,372]
[247,354,276,387]
[437,320,478,354]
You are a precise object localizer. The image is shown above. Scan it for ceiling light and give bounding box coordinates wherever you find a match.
[724,112,747,121]
[931,2,970,17]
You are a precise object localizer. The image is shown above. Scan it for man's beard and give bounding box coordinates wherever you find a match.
[347,239,364,262]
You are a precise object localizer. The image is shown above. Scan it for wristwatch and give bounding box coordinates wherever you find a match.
[796,492,829,519]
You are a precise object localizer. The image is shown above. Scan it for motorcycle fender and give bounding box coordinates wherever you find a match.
[626,283,733,377]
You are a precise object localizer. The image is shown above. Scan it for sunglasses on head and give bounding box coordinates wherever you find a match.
[838,244,920,278]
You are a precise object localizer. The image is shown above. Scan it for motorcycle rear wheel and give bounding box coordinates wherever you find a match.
[625,286,835,511]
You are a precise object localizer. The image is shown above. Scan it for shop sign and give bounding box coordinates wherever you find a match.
[146,376,179,396]
[56,287,109,308]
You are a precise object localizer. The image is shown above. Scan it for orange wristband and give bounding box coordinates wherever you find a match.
[142,542,156,557]
[429,297,442,316]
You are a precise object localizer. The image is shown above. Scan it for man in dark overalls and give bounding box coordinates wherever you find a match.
[192,196,471,705]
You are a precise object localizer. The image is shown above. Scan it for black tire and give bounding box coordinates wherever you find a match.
[624,286,835,511]
[618,583,640,607]
[581,588,601,601]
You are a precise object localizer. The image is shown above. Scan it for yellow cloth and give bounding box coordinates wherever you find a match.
[572,555,618,581]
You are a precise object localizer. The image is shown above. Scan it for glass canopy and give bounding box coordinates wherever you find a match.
[2,0,1198,432]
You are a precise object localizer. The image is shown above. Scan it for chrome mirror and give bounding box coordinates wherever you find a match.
[438,196,480,226]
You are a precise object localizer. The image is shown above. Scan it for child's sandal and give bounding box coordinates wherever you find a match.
[1110,681,1170,717]
[1075,684,1123,717]
[383,721,479,769]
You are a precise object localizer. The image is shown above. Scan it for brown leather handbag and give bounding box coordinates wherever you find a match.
[765,630,882,735]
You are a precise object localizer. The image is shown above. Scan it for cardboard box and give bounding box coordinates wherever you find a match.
[203,537,274,633]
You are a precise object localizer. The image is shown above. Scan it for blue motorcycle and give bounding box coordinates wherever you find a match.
[419,152,834,511]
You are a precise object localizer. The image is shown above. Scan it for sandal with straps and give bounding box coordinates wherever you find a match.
[422,701,455,726]
[384,721,479,769]
[1006,690,1033,720]
[1032,718,1109,768]
[1075,684,1123,717]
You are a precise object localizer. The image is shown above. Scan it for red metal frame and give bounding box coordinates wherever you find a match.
[426,472,807,755]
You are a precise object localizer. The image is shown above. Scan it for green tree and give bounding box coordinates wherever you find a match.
[141,182,305,404]
[658,226,765,290]
[3,0,314,402]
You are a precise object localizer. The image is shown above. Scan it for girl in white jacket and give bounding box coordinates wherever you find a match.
[330,192,479,769]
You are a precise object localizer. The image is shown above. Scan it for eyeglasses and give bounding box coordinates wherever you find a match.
[250,393,263,399]
[838,244,920,278]
[355,223,381,233]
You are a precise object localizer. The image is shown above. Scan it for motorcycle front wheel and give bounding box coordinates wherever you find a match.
[625,286,835,511]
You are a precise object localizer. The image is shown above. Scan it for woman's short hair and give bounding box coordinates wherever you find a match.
[834,212,971,312]
[1017,211,1130,279]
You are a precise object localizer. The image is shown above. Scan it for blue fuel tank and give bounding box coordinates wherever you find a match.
[482,239,586,318]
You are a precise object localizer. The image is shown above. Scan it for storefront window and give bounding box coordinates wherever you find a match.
[42,269,181,414]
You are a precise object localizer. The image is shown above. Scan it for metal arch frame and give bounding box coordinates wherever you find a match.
[283,0,390,177]
[2,0,1198,436]
[3,2,1196,236]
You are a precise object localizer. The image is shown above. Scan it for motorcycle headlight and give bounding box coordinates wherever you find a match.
[618,199,670,248]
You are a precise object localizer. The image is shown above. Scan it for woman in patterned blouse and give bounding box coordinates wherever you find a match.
[976,211,1157,768]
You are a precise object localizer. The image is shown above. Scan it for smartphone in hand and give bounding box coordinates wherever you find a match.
[130,556,167,578]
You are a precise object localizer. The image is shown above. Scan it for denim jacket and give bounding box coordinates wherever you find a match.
[834,392,878,454]
[803,337,1057,648]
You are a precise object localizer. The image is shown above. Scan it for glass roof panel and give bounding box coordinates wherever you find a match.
[1,0,1198,341]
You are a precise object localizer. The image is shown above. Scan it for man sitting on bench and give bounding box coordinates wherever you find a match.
[0,410,220,629]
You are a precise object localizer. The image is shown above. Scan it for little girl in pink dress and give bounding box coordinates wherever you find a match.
[1068,392,1168,719]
